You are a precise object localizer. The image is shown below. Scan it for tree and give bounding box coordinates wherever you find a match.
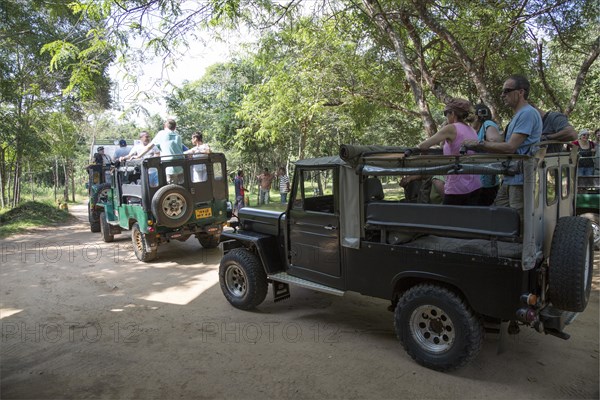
[41,0,599,161]
[0,0,111,207]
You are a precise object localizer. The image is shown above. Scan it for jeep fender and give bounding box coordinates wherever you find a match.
[390,271,471,307]
[221,231,285,274]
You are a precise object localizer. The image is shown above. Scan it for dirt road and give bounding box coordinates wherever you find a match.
[1,204,598,399]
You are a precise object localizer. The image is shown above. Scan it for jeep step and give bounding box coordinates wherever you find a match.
[268,272,345,296]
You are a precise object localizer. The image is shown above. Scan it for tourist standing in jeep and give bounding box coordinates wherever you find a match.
[134,118,184,184]
[464,74,542,220]
[120,131,159,161]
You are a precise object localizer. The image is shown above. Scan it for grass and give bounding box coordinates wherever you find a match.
[0,201,75,239]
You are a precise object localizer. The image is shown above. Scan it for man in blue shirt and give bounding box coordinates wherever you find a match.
[135,118,185,184]
[464,75,542,220]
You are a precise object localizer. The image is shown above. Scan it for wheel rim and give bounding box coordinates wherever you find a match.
[133,228,144,254]
[409,305,455,353]
[591,221,600,248]
[161,193,187,218]
[225,265,247,298]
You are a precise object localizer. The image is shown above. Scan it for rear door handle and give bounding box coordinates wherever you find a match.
[324,224,337,231]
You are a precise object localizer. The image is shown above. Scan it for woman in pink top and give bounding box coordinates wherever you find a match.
[417,98,482,205]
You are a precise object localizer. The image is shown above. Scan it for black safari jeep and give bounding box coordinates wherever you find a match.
[218,144,594,371]
[86,139,133,232]
[96,153,231,261]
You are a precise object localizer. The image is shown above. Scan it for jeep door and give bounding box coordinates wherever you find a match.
[287,166,342,288]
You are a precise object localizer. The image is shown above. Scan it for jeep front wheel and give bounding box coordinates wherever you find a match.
[395,284,484,372]
[151,185,194,228]
[548,216,594,312]
[131,223,157,262]
[219,248,268,310]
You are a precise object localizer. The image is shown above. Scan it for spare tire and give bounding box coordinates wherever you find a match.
[548,216,594,312]
[151,184,194,228]
[92,183,111,206]
[579,212,599,250]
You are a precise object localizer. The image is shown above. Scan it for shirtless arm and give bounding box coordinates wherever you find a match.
[418,124,456,150]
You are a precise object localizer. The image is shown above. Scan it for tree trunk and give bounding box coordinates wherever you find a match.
[412,0,500,120]
[533,38,562,112]
[400,12,450,105]
[28,161,34,202]
[54,158,58,202]
[63,159,69,202]
[565,35,600,116]
[71,160,76,203]
[7,162,12,208]
[361,0,437,137]
[0,146,5,208]
[12,160,20,207]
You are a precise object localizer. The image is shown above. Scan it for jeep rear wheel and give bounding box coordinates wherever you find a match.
[219,248,268,310]
[151,184,194,228]
[131,223,157,262]
[99,212,114,243]
[548,216,594,312]
[395,284,484,372]
[88,202,100,233]
[197,233,220,249]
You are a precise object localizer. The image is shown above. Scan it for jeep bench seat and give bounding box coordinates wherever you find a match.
[365,202,522,259]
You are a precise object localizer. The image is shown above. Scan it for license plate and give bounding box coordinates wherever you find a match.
[195,207,212,219]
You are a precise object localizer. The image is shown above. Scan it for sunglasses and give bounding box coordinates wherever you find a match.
[443,110,453,116]
[501,87,520,95]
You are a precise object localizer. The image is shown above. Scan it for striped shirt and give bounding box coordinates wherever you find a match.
[279,174,290,193]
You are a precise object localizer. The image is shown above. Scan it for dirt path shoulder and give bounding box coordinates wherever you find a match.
[1,204,598,399]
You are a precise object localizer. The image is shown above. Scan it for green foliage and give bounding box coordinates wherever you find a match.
[2,0,597,214]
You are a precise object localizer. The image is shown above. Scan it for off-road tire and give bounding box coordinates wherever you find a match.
[219,248,268,310]
[197,233,220,249]
[395,284,484,372]
[548,216,594,312]
[88,201,100,233]
[579,213,599,251]
[99,212,114,243]
[131,223,158,262]
[151,184,194,228]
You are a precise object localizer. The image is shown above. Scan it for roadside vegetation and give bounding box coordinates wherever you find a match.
[0,201,74,239]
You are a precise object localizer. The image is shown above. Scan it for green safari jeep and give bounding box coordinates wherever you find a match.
[86,139,133,232]
[576,157,599,250]
[97,153,231,261]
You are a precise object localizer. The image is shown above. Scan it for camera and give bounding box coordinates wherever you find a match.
[476,107,490,118]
